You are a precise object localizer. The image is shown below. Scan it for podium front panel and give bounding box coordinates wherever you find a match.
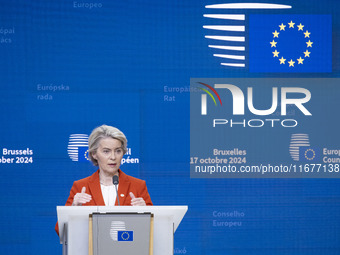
[92,213,152,255]
[57,206,188,255]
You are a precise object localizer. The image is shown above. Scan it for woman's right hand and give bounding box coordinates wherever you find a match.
[72,186,92,206]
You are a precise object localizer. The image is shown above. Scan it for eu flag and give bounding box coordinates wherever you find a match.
[78,147,89,162]
[249,15,332,73]
[299,147,320,162]
[117,231,134,241]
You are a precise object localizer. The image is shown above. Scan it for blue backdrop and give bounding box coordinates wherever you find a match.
[0,0,339,254]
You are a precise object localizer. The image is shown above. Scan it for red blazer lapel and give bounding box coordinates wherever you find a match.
[116,169,131,205]
[88,170,105,205]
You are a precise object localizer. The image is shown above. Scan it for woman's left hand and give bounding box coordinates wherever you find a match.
[129,192,146,206]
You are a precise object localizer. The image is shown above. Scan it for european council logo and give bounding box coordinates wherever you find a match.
[289,134,320,162]
[203,3,332,72]
[110,221,126,241]
[67,134,90,162]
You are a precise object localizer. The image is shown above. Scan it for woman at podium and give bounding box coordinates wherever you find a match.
[55,125,152,234]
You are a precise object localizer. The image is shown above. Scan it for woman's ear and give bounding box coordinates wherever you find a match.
[91,151,97,160]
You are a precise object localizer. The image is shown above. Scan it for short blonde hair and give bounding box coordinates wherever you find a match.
[88,125,127,166]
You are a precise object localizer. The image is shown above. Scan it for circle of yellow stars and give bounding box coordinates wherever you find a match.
[121,231,131,240]
[270,20,313,67]
[304,148,316,161]
[84,149,90,161]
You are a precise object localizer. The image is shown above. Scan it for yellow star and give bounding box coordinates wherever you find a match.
[297,57,304,64]
[272,50,280,57]
[279,56,286,64]
[270,40,277,47]
[288,20,295,28]
[272,30,279,38]
[306,40,313,47]
[304,50,311,57]
[304,30,311,38]
[288,59,295,67]
[279,23,286,31]
[297,23,304,31]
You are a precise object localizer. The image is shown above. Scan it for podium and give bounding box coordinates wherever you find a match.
[57,206,188,255]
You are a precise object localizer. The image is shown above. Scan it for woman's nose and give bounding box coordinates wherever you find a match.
[109,151,116,159]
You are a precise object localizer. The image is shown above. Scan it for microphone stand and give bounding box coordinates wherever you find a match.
[113,175,120,205]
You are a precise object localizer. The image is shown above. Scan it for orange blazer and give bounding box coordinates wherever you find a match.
[55,169,152,235]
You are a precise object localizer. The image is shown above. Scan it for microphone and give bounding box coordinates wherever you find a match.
[113,175,120,206]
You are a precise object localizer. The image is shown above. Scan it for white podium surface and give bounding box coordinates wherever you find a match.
[57,206,188,255]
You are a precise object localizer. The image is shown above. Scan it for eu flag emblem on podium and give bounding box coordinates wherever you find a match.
[118,231,134,241]
[249,15,332,72]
